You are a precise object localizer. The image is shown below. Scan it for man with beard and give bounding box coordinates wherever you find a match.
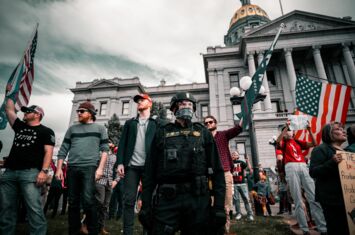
[203,115,243,234]
[139,92,226,234]
[56,100,109,235]
[0,98,55,235]
[114,93,158,235]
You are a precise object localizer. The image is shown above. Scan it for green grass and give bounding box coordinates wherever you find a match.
[15,214,292,235]
[230,216,293,235]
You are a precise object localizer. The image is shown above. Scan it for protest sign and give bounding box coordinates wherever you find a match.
[337,151,355,235]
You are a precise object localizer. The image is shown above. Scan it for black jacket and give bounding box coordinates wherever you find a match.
[115,116,158,168]
[141,121,226,210]
[309,143,344,205]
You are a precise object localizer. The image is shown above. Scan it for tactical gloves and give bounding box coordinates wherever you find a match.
[138,208,153,230]
[213,207,227,229]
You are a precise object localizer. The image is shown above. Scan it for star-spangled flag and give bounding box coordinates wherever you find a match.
[294,74,352,155]
[237,23,285,130]
[0,24,38,130]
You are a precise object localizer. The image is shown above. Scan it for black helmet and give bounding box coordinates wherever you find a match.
[170,92,196,112]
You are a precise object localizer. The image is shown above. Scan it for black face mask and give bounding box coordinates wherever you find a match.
[175,108,193,120]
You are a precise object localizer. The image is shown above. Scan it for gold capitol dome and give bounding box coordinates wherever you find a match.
[229,2,269,28]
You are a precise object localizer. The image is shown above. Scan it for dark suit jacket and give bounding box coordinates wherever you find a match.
[115,116,158,168]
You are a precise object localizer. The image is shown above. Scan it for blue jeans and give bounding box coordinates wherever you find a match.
[67,166,98,235]
[233,183,253,216]
[0,169,47,235]
[109,180,123,219]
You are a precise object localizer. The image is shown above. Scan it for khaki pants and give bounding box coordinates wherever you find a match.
[224,171,233,233]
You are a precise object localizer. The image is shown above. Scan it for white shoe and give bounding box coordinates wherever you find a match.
[247,215,254,221]
[236,213,242,220]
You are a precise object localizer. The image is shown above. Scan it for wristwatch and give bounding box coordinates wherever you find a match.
[41,168,49,174]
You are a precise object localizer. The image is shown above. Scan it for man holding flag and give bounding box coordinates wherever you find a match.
[0,25,55,235]
[276,120,327,235]
[0,96,55,235]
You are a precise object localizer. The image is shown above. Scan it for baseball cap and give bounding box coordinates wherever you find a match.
[133,93,152,103]
[21,105,45,117]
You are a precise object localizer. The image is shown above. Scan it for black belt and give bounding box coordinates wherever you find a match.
[157,183,193,200]
[159,183,192,194]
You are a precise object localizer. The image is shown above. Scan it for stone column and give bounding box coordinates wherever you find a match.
[342,43,355,87]
[312,45,327,80]
[247,52,256,76]
[257,51,272,111]
[284,48,297,106]
[217,70,227,122]
[247,51,261,111]
[208,69,218,119]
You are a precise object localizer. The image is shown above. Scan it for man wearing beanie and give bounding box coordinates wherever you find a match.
[56,100,109,235]
[114,93,158,235]
[0,98,55,235]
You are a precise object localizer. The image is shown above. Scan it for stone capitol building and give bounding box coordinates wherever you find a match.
[69,0,355,169]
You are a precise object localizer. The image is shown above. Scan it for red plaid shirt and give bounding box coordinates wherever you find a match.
[213,125,242,172]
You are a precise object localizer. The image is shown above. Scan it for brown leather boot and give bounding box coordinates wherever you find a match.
[100,228,110,235]
[79,224,88,235]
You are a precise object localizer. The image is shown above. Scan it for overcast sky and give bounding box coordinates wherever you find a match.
[0,0,355,157]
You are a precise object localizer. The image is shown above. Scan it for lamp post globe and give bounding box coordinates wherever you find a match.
[240,76,252,91]
[230,87,241,97]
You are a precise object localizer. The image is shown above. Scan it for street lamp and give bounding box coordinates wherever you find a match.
[230,76,267,182]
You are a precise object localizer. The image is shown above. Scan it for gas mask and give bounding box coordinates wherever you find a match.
[175,108,193,120]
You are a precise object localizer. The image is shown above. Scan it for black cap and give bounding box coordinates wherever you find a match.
[21,105,45,117]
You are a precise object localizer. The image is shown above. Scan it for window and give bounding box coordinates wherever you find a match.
[99,102,107,116]
[201,104,209,118]
[122,101,129,115]
[236,142,246,158]
[295,68,301,76]
[230,73,239,89]
[271,101,280,112]
[266,70,276,86]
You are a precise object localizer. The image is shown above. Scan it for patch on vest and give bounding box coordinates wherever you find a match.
[192,131,201,137]
[165,130,201,138]
[165,132,180,137]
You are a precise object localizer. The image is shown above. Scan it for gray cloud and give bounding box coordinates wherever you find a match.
[1,0,354,157]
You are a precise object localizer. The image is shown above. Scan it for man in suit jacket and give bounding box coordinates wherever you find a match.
[114,93,158,235]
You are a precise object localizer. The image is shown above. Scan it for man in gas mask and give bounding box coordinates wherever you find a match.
[139,92,226,234]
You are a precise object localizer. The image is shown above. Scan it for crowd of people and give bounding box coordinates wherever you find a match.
[0,89,354,235]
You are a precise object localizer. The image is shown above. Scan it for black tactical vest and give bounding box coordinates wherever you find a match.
[156,123,207,182]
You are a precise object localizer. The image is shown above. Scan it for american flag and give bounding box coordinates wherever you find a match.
[294,74,352,153]
[0,25,38,129]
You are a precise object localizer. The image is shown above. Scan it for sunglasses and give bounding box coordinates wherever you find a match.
[204,121,214,126]
[76,109,88,114]
[24,110,36,114]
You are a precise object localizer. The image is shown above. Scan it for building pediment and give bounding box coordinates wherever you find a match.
[87,79,118,89]
[244,10,355,38]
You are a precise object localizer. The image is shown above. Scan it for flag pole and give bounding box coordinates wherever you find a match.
[269,23,285,51]
[279,0,284,15]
